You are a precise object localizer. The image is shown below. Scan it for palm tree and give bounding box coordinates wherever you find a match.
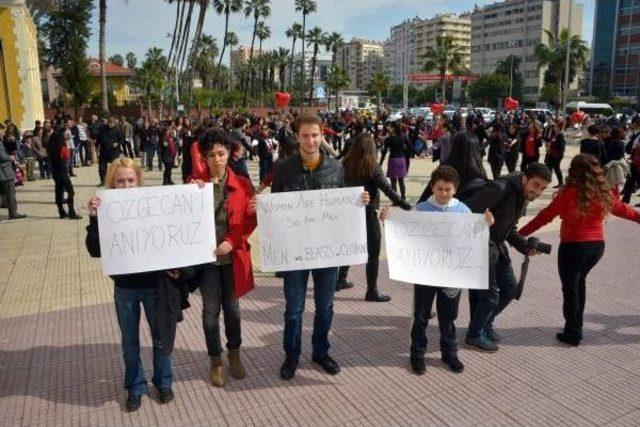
[294,0,317,105]
[213,0,243,73]
[368,72,389,113]
[256,22,271,94]
[174,0,195,72]
[99,0,108,112]
[125,52,137,69]
[225,31,239,89]
[166,0,185,67]
[193,35,218,89]
[325,66,349,110]
[242,0,271,107]
[285,22,303,92]
[275,47,290,91]
[324,31,343,71]
[422,34,464,104]
[306,26,324,106]
[535,29,589,110]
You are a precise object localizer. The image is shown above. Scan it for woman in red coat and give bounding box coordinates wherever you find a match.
[190,129,257,388]
[520,154,640,346]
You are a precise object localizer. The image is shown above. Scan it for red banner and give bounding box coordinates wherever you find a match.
[406,74,477,83]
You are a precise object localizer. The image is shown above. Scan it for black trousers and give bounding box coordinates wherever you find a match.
[622,164,639,203]
[545,155,564,186]
[520,154,539,172]
[410,285,460,359]
[53,171,76,213]
[0,179,18,217]
[557,241,605,341]
[505,150,518,173]
[489,156,505,179]
[337,206,382,292]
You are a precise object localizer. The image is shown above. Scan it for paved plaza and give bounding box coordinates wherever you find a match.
[1,146,640,426]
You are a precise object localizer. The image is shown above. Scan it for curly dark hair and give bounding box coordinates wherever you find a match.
[197,128,230,158]
[566,154,613,217]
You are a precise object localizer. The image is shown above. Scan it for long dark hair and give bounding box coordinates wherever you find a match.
[566,154,613,217]
[344,133,378,182]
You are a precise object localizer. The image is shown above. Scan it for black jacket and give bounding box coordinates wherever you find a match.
[464,172,529,257]
[344,164,411,210]
[271,153,344,193]
[97,125,124,161]
[580,138,604,163]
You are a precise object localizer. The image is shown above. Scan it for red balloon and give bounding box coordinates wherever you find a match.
[571,111,586,124]
[430,103,444,114]
[275,92,291,108]
[504,97,519,111]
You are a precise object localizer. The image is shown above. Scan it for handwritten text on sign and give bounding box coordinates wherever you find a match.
[384,210,489,289]
[97,184,216,275]
[257,187,368,271]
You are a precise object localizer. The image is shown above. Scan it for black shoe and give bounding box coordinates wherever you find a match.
[126,393,142,412]
[280,357,298,381]
[335,281,354,291]
[365,289,391,302]
[485,328,501,343]
[158,387,174,404]
[59,211,68,219]
[556,332,580,347]
[464,335,498,352]
[68,213,83,220]
[8,214,27,220]
[442,354,464,373]
[410,357,426,375]
[70,173,77,177]
[312,354,340,375]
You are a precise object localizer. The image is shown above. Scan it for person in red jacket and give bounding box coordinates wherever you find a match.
[519,154,640,346]
[190,129,257,388]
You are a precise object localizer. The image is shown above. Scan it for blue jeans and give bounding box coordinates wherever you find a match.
[259,159,273,183]
[410,285,460,359]
[146,143,161,170]
[283,267,338,360]
[467,250,517,339]
[114,286,172,396]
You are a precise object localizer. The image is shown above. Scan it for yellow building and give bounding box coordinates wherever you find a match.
[0,0,44,131]
[49,58,135,107]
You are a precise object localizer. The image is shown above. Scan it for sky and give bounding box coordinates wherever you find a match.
[87,0,595,65]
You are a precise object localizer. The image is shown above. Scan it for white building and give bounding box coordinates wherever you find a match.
[470,0,583,101]
[335,38,384,92]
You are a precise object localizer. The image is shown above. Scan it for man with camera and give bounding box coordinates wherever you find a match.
[463,163,552,352]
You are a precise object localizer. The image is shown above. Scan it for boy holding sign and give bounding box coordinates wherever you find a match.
[272,114,370,381]
[382,166,493,375]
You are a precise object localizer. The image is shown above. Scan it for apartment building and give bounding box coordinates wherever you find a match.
[470,0,583,101]
[590,0,640,100]
[336,38,384,92]
[385,14,471,86]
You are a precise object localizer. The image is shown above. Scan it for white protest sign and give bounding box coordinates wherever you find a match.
[97,184,216,275]
[257,187,368,272]
[384,210,489,289]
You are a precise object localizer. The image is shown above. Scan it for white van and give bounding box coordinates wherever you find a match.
[565,102,615,117]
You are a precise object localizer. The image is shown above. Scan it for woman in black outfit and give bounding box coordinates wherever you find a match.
[504,123,520,173]
[47,127,82,219]
[336,133,411,301]
[380,122,410,201]
[543,119,566,188]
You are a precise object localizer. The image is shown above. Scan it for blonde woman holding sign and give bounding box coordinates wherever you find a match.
[85,158,176,412]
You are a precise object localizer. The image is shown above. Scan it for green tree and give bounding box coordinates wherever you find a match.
[422,34,464,104]
[192,35,218,89]
[43,0,94,116]
[213,0,244,74]
[274,47,290,91]
[539,83,559,106]
[325,66,349,110]
[109,54,124,66]
[125,52,137,69]
[324,31,343,71]
[495,55,523,100]
[467,73,509,107]
[368,72,389,112]
[285,22,303,92]
[242,0,271,107]
[306,26,324,105]
[255,21,271,94]
[535,29,589,108]
[294,0,317,105]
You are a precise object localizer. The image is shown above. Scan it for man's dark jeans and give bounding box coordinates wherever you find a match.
[200,263,241,356]
[283,267,338,360]
[114,286,172,396]
[467,250,517,339]
[410,285,460,359]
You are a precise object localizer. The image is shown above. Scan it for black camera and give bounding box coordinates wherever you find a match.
[526,237,552,254]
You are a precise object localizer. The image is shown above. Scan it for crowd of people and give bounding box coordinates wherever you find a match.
[2,106,640,413]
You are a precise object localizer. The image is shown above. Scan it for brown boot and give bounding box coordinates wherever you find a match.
[227,349,246,380]
[210,356,225,387]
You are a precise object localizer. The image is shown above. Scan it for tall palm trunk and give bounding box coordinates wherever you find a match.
[216,10,230,87]
[288,36,296,92]
[256,39,263,95]
[279,64,286,91]
[175,0,194,71]
[308,45,318,106]
[186,4,207,102]
[440,68,446,104]
[99,0,108,112]
[300,14,306,107]
[242,16,259,108]
[170,0,187,68]
[167,0,183,67]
